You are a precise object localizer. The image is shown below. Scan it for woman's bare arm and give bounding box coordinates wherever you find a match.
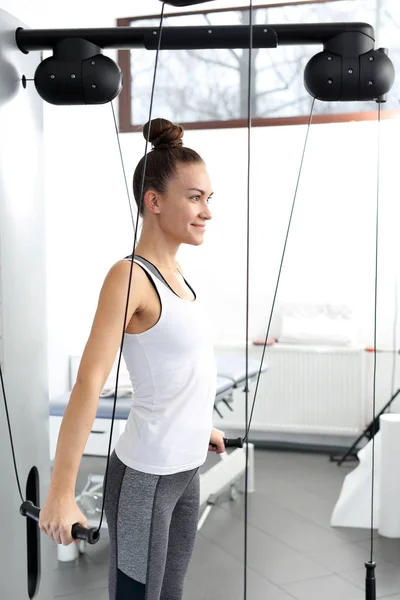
[48,260,146,499]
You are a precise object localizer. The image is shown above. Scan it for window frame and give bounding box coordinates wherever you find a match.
[117,0,400,132]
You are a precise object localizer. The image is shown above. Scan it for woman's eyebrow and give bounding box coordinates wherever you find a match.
[187,188,214,196]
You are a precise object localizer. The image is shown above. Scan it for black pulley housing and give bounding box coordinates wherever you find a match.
[34,38,122,105]
[304,45,395,102]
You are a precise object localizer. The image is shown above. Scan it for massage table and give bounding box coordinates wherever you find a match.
[50,375,245,420]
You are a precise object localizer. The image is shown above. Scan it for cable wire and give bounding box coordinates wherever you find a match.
[369,101,382,564]
[0,365,24,504]
[110,102,136,231]
[96,2,166,533]
[243,2,254,597]
[243,98,315,443]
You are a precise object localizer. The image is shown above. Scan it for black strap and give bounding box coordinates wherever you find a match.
[125,254,196,301]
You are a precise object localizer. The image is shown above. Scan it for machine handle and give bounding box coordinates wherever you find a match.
[211,437,243,449]
[365,561,376,600]
[20,500,100,545]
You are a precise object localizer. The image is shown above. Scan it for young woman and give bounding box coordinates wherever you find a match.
[39,117,225,599]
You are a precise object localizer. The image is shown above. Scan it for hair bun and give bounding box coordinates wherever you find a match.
[143,118,184,150]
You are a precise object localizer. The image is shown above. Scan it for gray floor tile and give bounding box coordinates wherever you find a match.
[51,449,395,600]
[241,489,371,548]
[281,573,365,600]
[187,533,295,600]
[81,532,110,566]
[53,560,108,597]
[53,551,96,572]
[261,480,338,527]
[221,491,350,552]
[56,587,109,600]
[253,451,347,501]
[253,451,372,544]
[304,540,388,574]
[333,526,377,544]
[339,561,400,597]
[200,503,331,585]
[254,468,372,544]
[356,536,400,567]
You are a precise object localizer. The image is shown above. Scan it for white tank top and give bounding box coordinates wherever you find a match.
[114,256,217,475]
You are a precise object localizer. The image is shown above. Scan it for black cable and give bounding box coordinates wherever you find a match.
[243,97,315,443]
[243,2,254,598]
[364,100,382,600]
[96,2,166,533]
[110,102,136,231]
[0,365,24,504]
[370,102,382,564]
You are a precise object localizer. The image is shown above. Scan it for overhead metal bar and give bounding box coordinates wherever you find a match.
[16,22,375,53]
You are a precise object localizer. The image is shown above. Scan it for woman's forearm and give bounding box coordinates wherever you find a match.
[48,380,101,498]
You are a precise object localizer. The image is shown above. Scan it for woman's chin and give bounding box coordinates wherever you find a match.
[191,234,205,246]
[181,230,205,246]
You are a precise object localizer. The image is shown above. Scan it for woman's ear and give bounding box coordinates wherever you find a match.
[143,190,161,215]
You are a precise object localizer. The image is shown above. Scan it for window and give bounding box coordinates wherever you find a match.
[118,0,400,131]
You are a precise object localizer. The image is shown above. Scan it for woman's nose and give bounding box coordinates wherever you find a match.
[201,204,212,221]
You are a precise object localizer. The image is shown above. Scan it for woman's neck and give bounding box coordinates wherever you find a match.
[134,240,180,271]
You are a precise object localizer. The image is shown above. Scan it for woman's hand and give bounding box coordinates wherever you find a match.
[209,427,225,454]
[39,493,88,546]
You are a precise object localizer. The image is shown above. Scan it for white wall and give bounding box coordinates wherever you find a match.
[44,105,400,402]
[3,0,400,411]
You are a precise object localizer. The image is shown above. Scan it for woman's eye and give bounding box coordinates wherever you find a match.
[191,195,200,201]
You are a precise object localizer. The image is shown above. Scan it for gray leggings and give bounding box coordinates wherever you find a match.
[104,451,200,600]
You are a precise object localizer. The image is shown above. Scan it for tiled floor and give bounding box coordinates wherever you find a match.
[52,449,400,599]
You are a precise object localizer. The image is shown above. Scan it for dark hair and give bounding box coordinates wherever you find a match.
[133,118,204,216]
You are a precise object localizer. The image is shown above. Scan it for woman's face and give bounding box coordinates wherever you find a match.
[154,162,213,246]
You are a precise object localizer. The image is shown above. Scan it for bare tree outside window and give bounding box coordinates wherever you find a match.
[118,0,400,131]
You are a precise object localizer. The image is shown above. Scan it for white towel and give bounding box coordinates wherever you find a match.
[99,386,133,398]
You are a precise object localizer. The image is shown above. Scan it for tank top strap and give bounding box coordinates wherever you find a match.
[123,254,196,301]
[123,254,167,298]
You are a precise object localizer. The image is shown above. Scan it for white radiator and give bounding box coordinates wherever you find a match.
[215,344,366,437]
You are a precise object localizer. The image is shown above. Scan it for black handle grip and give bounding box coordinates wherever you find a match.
[224,437,243,448]
[20,500,100,545]
[210,437,244,449]
[365,561,376,600]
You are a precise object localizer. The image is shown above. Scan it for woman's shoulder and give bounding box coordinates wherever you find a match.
[109,257,147,275]
[103,259,151,301]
